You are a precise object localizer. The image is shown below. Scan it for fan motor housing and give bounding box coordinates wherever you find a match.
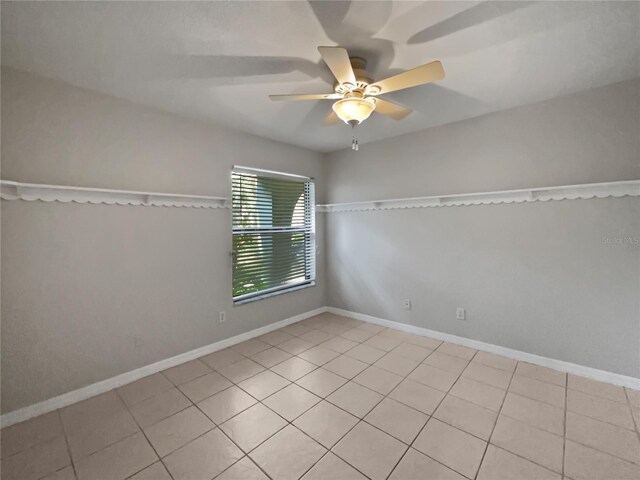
[334,57,373,94]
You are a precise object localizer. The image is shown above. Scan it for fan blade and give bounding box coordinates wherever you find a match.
[323,110,341,126]
[374,98,412,120]
[269,93,341,101]
[369,61,445,95]
[318,46,356,86]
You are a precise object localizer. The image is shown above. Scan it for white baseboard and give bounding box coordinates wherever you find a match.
[0,306,328,428]
[3,304,637,428]
[327,307,640,391]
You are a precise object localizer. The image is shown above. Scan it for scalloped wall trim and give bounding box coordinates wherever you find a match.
[316,180,640,212]
[0,180,230,209]
[2,180,638,211]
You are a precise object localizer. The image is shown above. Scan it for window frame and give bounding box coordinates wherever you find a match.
[231,166,316,305]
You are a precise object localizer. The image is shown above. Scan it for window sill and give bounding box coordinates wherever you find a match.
[233,281,316,306]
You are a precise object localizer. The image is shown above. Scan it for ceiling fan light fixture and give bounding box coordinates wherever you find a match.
[332,97,376,125]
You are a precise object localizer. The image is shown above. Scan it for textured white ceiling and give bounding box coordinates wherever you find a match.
[2,1,638,152]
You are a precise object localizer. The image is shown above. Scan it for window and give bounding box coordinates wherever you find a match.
[232,167,315,304]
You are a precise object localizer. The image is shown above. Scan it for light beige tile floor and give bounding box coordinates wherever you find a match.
[2,313,639,480]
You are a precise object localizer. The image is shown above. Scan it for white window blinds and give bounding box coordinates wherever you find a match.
[232,167,315,303]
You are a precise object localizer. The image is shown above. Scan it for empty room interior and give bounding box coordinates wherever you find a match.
[1,1,639,480]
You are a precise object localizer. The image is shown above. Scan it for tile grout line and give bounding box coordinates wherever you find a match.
[71,326,486,480]
[485,443,568,477]
[62,341,559,480]
[299,341,429,477]
[205,320,368,479]
[194,378,289,480]
[562,370,568,478]
[505,373,565,408]
[211,425,275,480]
[59,397,159,480]
[0,324,557,478]
[57,409,79,480]
[232,322,376,479]
[296,339,442,479]
[17,329,611,477]
[197,329,344,479]
[126,367,267,478]
[458,387,566,473]
[267,324,399,479]
[413,356,634,476]
[6,315,636,480]
[559,384,640,431]
[291,340,424,479]
[131,370,275,479]
[558,429,640,467]
[68,429,142,476]
[381,350,455,479]
[517,382,640,436]
[163,345,284,479]
[386,347,481,480]
[134,326,330,480]
[115,388,179,480]
[472,356,518,480]
[561,387,640,465]
[469,367,576,478]
[79,328,640,477]
[623,388,640,443]
[224,323,422,480]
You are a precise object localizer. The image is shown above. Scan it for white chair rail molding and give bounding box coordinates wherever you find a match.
[2,179,639,211]
[316,180,640,212]
[0,180,229,209]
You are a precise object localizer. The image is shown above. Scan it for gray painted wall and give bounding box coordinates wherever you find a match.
[327,79,640,203]
[325,78,640,377]
[2,68,638,415]
[0,68,327,413]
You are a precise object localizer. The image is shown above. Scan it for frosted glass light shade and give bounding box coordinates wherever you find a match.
[332,97,376,125]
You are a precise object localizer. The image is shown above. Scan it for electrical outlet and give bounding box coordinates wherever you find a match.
[456,308,466,320]
[402,299,412,310]
[219,311,226,323]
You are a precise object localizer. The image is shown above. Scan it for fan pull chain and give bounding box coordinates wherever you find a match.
[351,123,359,151]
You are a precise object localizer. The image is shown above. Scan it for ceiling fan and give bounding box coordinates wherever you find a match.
[269,46,445,149]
